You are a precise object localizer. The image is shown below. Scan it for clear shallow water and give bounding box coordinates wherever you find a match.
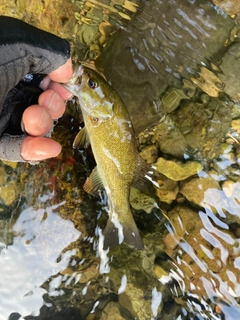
[0,205,80,318]
[1,0,240,319]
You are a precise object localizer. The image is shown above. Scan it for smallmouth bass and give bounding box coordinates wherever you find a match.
[64,65,154,250]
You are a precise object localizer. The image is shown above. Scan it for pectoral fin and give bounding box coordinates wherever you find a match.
[83,166,104,197]
[73,127,90,149]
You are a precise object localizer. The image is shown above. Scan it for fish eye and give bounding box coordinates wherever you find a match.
[88,78,98,89]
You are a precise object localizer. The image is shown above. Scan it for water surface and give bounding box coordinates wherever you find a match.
[0,1,240,319]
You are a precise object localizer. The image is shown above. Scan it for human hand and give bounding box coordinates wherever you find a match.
[21,58,73,161]
[0,16,74,162]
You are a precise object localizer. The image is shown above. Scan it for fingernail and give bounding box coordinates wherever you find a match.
[21,137,62,161]
[21,120,25,132]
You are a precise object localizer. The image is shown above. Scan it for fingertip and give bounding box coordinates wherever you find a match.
[38,90,66,118]
[48,58,73,82]
[40,76,51,91]
[21,136,62,161]
[47,82,73,100]
[22,105,53,136]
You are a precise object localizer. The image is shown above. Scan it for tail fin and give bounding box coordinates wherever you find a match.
[102,214,144,250]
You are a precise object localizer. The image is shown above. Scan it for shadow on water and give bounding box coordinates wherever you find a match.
[1,0,240,319]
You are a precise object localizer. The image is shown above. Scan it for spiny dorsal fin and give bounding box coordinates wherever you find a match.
[73,127,90,149]
[132,156,160,191]
[83,166,104,197]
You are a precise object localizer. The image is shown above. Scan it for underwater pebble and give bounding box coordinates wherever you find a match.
[139,145,158,164]
[226,138,235,145]
[218,143,237,164]
[138,135,147,145]
[176,196,185,204]
[0,181,19,206]
[231,119,240,132]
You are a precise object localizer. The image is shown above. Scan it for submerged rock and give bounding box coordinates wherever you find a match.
[191,66,224,98]
[153,97,232,160]
[61,260,100,284]
[0,181,19,206]
[130,188,158,214]
[154,175,179,205]
[139,145,158,164]
[179,174,221,208]
[96,1,234,133]
[163,205,199,250]
[218,42,240,104]
[212,0,240,17]
[160,203,240,310]
[154,158,203,181]
[99,301,135,320]
[161,87,190,114]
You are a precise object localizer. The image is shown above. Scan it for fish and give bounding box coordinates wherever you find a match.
[64,65,155,250]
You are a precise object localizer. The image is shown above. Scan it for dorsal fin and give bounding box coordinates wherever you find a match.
[132,156,161,192]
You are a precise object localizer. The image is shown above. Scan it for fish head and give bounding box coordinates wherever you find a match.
[64,65,114,120]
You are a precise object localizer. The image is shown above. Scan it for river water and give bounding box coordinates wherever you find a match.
[0,0,240,319]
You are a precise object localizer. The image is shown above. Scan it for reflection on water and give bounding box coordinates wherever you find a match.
[73,0,139,25]
[95,0,236,133]
[72,0,139,59]
[1,0,240,319]
[0,204,80,318]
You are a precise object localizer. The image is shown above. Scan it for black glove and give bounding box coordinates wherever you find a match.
[0,16,71,161]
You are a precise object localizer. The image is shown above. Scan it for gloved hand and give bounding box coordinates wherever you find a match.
[0,16,73,162]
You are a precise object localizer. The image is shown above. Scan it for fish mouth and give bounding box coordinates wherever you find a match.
[74,75,82,86]
[74,64,84,76]
[66,64,84,86]
[62,65,84,94]
[72,65,84,85]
